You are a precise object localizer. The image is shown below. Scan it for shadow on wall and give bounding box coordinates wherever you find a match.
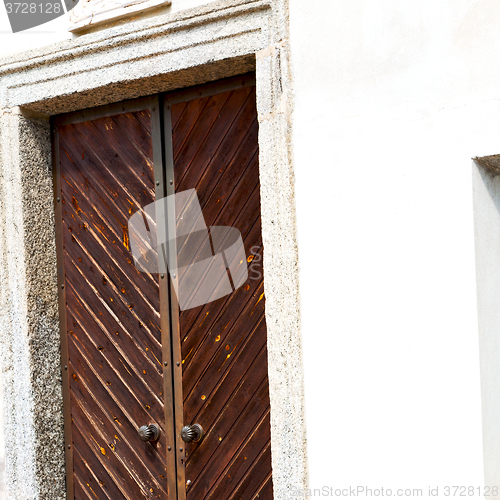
[472,155,500,498]
[474,155,500,222]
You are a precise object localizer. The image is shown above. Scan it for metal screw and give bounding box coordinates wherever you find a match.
[172,274,176,279]
[176,362,180,366]
[156,181,160,186]
[61,284,64,289]
[169,180,173,185]
[168,446,171,451]
[186,480,192,487]
[179,448,183,452]
[64,365,67,370]
[160,274,164,279]
[68,444,71,449]
[164,361,168,366]
[57,197,60,202]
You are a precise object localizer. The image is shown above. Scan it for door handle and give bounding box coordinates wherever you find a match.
[138,423,160,442]
[181,424,204,443]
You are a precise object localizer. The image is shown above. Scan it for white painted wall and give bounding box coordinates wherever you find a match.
[289,0,500,496]
[0,8,71,58]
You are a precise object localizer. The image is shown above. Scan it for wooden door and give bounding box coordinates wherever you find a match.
[53,76,273,500]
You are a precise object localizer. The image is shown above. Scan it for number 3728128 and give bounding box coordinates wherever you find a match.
[4,2,62,13]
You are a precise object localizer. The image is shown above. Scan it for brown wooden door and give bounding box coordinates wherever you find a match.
[53,76,273,500]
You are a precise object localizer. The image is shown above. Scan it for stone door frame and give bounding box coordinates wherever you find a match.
[0,1,306,499]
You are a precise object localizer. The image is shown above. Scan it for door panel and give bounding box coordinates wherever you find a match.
[171,84,273,500]
[55,104,170,500]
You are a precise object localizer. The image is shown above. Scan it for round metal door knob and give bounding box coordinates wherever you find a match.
[138,424,160,442]
[180,424,204,443]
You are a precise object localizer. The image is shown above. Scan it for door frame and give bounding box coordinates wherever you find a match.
[0,2,306,499]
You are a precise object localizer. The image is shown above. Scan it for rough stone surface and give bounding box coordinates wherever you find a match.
[256,9,308,495]
[19,113,66,500]
[0,110,65,500]
[0,0,307,498]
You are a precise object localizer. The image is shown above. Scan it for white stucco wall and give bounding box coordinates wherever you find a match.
[289,0,500,496]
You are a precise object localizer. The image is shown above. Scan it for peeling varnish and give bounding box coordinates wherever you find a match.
[88,484,98,499]
[72,196,82,214]
[151,351,162,367]
[198,310,210,328]
[122,224,130,250]
[80,458,106,498]
[91,223,110,243]
[250,292,265,315]
[62,147,75,164]
[127,198,134,215]
[182,347,194,365]
[220,343,237,368]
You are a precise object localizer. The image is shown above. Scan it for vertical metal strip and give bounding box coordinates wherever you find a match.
[162,98,187,500]
[151,98,178,500]
[51,122,74,500]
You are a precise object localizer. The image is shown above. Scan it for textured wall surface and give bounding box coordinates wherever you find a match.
[256,22,307,500]
[0,109,65,500]
[0,0,307,498]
